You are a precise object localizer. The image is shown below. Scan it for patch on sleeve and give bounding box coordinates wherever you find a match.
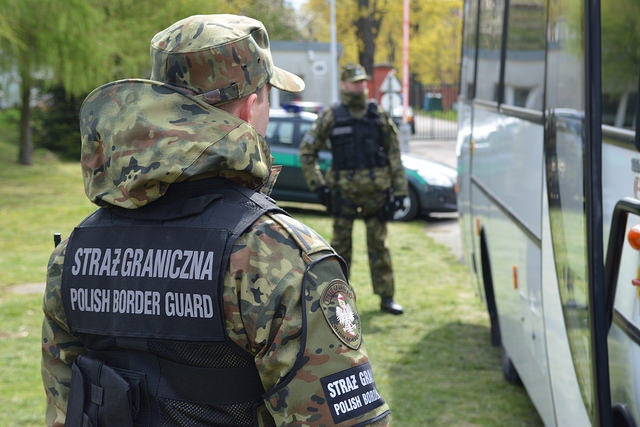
[320,279,361,350]
[320,362,386,424]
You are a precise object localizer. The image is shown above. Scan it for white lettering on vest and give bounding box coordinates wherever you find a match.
[70,247,215,280]
[111,290,161,315]
[165,292,214,318]
[69,287,111,313]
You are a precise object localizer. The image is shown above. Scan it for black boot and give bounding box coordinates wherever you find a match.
[380,297,403,315]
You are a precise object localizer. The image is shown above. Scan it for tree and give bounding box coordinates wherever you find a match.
[0,0,302,165]
[302,0,463,87]
[0,0,144,165]
[404,0,462,86]
[303,0,386,76]
[354,0,386,76]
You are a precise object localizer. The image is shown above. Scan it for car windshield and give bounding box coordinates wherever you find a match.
[266,115,314,148]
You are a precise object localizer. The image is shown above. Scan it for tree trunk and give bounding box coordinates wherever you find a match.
[355,0,380,77]
[18,75,33,166]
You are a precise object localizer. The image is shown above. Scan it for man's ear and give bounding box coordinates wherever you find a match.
[238,93,258,123]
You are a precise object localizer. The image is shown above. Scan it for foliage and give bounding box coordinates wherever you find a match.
[405,0,462,86]
[0,0,305,98]
[32,86,84,161]
[0,0,304,163]
[302,0,463,86]
[600,0,640,93]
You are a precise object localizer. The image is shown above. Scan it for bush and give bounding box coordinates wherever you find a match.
[33,86,85,161]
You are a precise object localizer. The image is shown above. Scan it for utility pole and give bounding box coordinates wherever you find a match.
[399,0,411,152]
[330,0,339,103]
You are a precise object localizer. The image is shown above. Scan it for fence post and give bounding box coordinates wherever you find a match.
[399,122,411,152]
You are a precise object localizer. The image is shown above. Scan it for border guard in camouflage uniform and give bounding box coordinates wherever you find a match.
[299,64,408,315]
[41,15,390,427]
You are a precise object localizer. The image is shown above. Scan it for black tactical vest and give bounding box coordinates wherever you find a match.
[330,102,389,172]
[62,179,284,427]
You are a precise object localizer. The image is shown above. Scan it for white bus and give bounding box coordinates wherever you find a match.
[457,0,640,425]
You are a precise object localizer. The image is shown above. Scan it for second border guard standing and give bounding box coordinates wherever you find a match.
[300,64,408,315]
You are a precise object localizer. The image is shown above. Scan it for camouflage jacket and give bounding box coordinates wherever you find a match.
[41,79,390,426]
[299,100,408,213]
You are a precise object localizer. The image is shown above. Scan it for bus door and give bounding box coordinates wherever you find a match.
[599,0,640,425]
[544,0,618,424]
[545,110,596,425]
[605,196,640,426]
[600,20,640,419]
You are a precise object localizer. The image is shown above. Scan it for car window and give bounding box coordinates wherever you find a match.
[266,119,296,147]
[278,121,295,145]
[300,122,312,138]
[265,121,278,143]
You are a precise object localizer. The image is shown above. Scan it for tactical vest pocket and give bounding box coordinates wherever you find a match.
[66,355,143,427]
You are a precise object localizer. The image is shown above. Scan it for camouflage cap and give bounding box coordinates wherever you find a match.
[150,14,305,104]
[341,64,369,82]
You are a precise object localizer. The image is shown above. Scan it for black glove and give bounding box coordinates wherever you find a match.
[393,196,405,212]
[315,186,332,212]
[381,195,399,221]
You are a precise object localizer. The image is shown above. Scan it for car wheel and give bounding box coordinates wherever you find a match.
[393,187,419,222]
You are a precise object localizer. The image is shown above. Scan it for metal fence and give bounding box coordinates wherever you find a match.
[411,113,458,140]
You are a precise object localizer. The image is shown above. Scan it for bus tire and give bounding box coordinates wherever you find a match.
[612,403,637,427]
[501,346,522,386]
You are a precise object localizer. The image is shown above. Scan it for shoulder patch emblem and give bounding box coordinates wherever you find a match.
[321,279,361,350]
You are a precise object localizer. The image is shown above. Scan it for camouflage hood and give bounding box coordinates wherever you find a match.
[79,79,275,209]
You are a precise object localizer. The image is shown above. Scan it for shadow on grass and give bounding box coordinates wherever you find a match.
[359,312,544,426]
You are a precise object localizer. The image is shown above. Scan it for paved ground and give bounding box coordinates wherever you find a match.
[11,282,44,294]
[408,138,457,168]
[407,137,464,263]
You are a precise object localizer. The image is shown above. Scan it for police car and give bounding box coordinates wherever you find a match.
[265,108,457,221]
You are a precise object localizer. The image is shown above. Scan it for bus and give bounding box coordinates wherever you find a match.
[457,0,640,425]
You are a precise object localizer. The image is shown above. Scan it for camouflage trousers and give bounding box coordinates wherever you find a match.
[330,215,395,298]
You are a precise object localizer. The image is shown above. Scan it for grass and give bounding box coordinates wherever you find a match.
[0,108,542,426]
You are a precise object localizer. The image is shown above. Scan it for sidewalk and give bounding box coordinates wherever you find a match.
[408,138,457,168]
[408,137,464,263]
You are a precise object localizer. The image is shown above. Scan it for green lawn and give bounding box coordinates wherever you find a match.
[0,110,541,426]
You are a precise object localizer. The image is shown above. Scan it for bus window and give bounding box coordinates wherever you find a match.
[601,92,637,130]
[546,0,584,111]
[503,0,545,110]
[460,0,479,100]
[600,2,640,131]
[475,0,504,102]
